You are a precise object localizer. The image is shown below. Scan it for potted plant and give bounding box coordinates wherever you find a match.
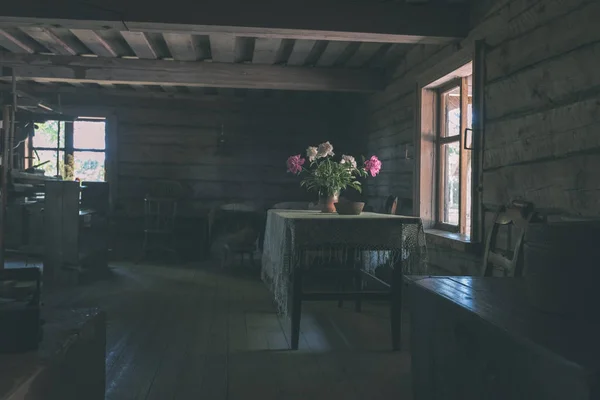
[286,141,382,213]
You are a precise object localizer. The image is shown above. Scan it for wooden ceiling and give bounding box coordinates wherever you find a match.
[0,0,470,94]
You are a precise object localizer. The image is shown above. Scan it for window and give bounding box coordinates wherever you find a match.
[30,121,66,177]
[73,120,106,181]
[417,61,475,240]
[435,77,472,236]
[29,118,106,181]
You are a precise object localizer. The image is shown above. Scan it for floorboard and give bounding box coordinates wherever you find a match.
[20,259,414,399]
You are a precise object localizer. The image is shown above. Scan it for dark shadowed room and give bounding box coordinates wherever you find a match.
[1,0,599,399]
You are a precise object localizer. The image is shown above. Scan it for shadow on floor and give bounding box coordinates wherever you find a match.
[40,261,413,400]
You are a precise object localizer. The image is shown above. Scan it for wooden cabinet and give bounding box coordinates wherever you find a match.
[44,181,108,284]
[407,277,598,400]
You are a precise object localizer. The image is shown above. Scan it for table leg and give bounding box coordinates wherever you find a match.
[390,261,403,351]
[354,268,363,313]
[290,268,303,350]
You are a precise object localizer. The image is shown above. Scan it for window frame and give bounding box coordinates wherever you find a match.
[433,77,472,235]
[28,118,107,181]
[28,120,67,176]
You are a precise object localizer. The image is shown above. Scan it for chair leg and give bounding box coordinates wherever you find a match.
[290,269,303,350]
[390,265,403,351]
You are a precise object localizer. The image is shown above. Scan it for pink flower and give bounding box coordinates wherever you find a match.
[286,154,305,174]
[306,146,318,162]
[364,155,382,177]
[316,141,334,158]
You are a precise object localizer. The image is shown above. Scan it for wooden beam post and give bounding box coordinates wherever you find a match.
[0,52,385,92]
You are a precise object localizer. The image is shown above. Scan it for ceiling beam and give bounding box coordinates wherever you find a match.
[19,27,76,55]
[0,52,384,92]
[0,29,34,53]
[70,29,118,57]
[120,31,157,59]
[0,0,469,44]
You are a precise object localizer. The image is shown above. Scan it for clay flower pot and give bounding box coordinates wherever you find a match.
[319,191,339,213]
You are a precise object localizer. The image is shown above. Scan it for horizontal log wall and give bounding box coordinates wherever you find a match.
[365,0,600,274]
[55,91,364,217]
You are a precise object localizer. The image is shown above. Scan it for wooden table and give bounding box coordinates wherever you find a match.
[0,308,106,400]
[406,276,600,400]
[262,210,426,350]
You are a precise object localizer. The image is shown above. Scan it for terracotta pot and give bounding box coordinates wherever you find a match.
[319,191,339,213]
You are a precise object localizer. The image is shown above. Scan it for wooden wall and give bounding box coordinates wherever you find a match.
[57,91,364,217]
[51,90,364,259]
[365,0,600,274]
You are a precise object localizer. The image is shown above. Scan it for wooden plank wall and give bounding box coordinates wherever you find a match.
[57,91,364,217]
[52,90,364,260]
[365,0,600,274]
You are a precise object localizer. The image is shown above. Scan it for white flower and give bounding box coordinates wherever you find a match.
[340,154,357,168]
[316,141,334,158]
[306,146,318,162]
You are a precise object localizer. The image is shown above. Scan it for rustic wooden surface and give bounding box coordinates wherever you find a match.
[38,261,413,400]
[407,276,600,400]
[45,91,365,220]
[0,308,106,400]
[0,0,468,44]
[0,53,385,92]
[365,0,599,274]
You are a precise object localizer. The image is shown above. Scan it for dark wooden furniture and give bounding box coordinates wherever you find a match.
[44,181,109,284]
[406,276,600,400]
[481,200,534,277]
[291,246,407,351]
[384,195,398,215]
[0,308,106,400]
[0,268,42,353]
[139,180,182,263]
[209,203,264,267]
[278,212,423,351]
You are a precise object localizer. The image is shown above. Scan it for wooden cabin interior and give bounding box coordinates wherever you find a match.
[1,0,599,399]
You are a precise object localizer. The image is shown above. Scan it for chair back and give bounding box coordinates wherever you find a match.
[144,197,177,233]
[384,196,398,215]
[147,180,184,199]
[144,180,182,233]
[481,200,535,277]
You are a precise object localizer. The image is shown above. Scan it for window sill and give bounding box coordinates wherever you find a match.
[425,229,481,253]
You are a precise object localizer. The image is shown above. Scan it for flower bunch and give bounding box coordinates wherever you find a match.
[286,141,381,196]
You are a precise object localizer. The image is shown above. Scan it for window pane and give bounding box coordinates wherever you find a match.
[74,151,105,181]
[32,121,65,148]
[442,86,461,138]
[74,120,106,150]
[32,150,65,177]
[441,142,460,226]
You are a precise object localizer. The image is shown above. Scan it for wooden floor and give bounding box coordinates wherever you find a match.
[41,261,413,400]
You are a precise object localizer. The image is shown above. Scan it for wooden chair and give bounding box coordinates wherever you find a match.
[139,180,183,263]
[481,200,535,277]
[213,203,265,268]
[221,227,259,268]
[384,195,398,215]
